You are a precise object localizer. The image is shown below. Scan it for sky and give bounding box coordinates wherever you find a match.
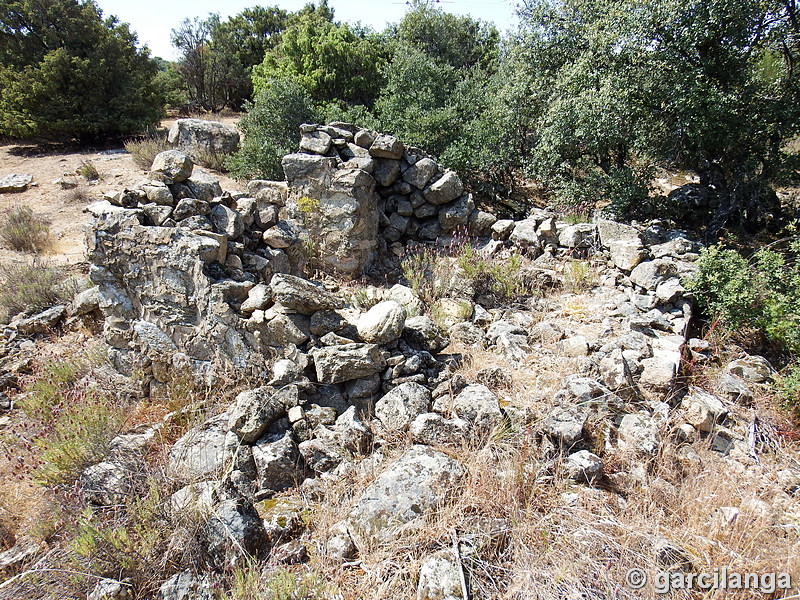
[95,0,520,61]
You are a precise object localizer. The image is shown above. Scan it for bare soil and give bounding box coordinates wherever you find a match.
[0,115,241,268]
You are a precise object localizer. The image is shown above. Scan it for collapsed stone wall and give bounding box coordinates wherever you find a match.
[84,121,499,386]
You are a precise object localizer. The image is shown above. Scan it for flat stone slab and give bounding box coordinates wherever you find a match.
[0,174,33,193]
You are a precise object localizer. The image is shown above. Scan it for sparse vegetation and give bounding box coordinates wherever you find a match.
[76,159,100,181]
[19,350,124,487]
[0,260,69,320]
[125,134,171,169]
[0,205,51,253]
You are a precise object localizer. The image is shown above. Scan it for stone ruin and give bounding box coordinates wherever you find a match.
[85,122,497,386]
[3,122,786,596]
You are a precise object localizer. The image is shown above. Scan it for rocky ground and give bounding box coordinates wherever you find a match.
[0,121,798,600]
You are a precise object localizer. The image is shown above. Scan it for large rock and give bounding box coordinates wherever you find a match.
[424,172,464,205]
[403,316,449,353]
[630,259,678,291]
[150,150,193,184]
[403,157,437,189]
[451,384,503,432]
[168,415,235,481]
[228,387,286,443]
[168,118,240,163]
[438,194,475,231]
[252,431,304,493]
[509,218,542,253]
[357,300,406,344]
[369,134,403,159]
[205,498,268,569]
[271,274,342,314]
[283,157,379,278]
[311,343,387,384]
[0,173,32,192]
[346,446,465,549]
[375,382,432,432]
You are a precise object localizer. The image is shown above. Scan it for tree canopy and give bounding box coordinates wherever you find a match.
[0,0,163,140]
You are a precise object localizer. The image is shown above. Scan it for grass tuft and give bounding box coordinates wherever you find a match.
[0,205,51,253]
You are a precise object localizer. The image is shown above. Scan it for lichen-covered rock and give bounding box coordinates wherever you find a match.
[168,118,240,163]
[403,316,449,353]
[271,274,342,315]
[150,150,193,184]
[424,171,463,205]
[346,446,465,549]
[311,343,387,384]
[252,431,304,493]
[451,384,502,433]
[205,498,268,569]
[357,300,406,344]
[375,382,432,432]
[417,550,463,600]
[564,450,603,483]
[168,415,235,481]
[410,413,469,446]
[228,387,286,443]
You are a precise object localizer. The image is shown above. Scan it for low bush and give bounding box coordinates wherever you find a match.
[0,205,51,253]
[0,260,69,320]
[225,78,320,180]
[125,134,171,170]
[401,232,540,308]
[687,240,800,355]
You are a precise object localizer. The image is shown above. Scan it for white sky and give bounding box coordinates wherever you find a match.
[95,0,520,61]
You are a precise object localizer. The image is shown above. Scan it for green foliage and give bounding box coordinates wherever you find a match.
[0,205,51,252]
[20,351,124,487]
[0,260,69,320]
[518,0,800,229]
[777,362,800,412]
[152,58,187,110]
[373,5,507,177]
[687,240,800,354]
[224,566,333,600]
[124,134,171,169]
[252,9,388,106]
[225,78,320,179]
[0,0,163,140]
[171,6,290,111]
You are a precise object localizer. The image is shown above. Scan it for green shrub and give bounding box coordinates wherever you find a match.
[0,260,69,319]
[687,240,800,354]
[0,206,51,252]
[777,362,800,412]
[125,134,171,170]
[225,78,320,180]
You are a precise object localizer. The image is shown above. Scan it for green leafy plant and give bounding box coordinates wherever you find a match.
[0,205,51,253]
[687,239,800,354]
[777,362,800,413]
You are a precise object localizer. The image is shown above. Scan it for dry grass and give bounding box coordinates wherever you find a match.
[0,206,51,253]
[124,135,171,170]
